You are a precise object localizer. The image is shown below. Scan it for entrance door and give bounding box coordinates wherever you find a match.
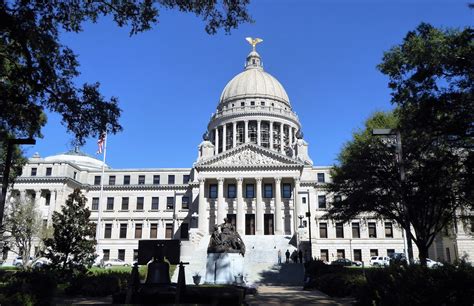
[227,214,236,228]
[245,214,255,235]
[264,214,274,235]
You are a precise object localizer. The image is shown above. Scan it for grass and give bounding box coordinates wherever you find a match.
[88,264,176,280]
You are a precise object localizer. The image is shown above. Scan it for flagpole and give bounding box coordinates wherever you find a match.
[96,132,107,243]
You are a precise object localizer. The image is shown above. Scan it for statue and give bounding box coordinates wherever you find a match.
[207,218,246,256]
[245,37,263,52]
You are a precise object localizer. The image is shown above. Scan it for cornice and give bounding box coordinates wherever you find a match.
[86,183,190,192]
[15,176,82,187]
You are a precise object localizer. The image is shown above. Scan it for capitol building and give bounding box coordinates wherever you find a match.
[5,42,472,277]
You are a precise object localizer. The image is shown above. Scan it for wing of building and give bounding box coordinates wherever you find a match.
[5,45,472,277]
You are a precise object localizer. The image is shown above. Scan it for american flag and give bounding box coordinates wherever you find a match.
[96,132,106,154]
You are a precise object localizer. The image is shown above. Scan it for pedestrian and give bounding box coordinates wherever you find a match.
[285,249,290,263]
[278,249,282,264]
[298,250,303,263]
[291,250,298,263]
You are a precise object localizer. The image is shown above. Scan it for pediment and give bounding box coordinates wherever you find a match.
[195,143,304,169]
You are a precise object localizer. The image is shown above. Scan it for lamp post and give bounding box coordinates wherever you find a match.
[372,129,413,263]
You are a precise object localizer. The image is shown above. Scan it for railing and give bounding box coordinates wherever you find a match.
[211,105,299,121]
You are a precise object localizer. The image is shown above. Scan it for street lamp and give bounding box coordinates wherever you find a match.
[372,129,414,263]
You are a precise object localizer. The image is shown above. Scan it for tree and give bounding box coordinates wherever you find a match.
[326,24,473,265]
[3,194,42,268]
[1,0,252,145]
[43,189,96,277]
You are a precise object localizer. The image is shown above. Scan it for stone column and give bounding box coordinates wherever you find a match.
[236,177,244,235]
[257,120,261,146]
[214,127,219,155]
[269,121,274,150]
[289,126,294,157]
[274,177,283,234]
[280,123,284,154]
[244,120,249,143]
[232,122,237,148]
[256,177,263,235]
[222,124,227,152]
[293,177,301,233]
[198,178,208,234]
[217,177,225,225]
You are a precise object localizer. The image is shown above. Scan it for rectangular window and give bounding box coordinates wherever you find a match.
[136,197,144,210]
[106,197,114,211]
[385,222,393,238]
[150,223,158,238]
[319,223,328,238]
[133,249,138,261]
[264,184,273,198]
[352,222,360,238]
[337,249,345,259]
[123,175,130,185]
[282,183,292,198]
[182,196,189,210]
[354,249,362,262]
[318,195,326,209]
[183,175,190,184]
[165,223,173,239]
[151,197,159,210]
[135,224,142,239]
[471,217,474,233]
[320,249,329,262]
[153,175,160,185]
[103,249,110,261]
[370,249,378,257]
[104,224,112,239]
[209,184,218,199]
[166,197,174,210]
[245,184,255,198]
[336,222,344,238]
[45,193,51,206]
[227,184,236,198]
[168,175,175,184]
[387,249,395,257]
[138,175,145,185]
[180,223,189,239]
[368,222,377,238]
[109,175,116,185]
[92,197,99,210]
[31,167,37,176]
[121,197,129,210]
[120,224,127,239]
[94,176,101,185]
[46,167,52,176]
[317,173,325,183]
[118,249,125,261]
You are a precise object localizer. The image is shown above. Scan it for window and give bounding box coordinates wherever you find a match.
[471,217,474,233]
[46,167,52,176]
[109,175,116,185]
[104,224,112,238]
[153,175,160,184]
[106,197,114,210]
[120,224,127,238]
[336,222,344,238]
[168,175,175,184]
[31,167,37,176]
[45,193,51,206]
[165,223,173,239]
[317,173,325,183]
[121,197,129,210]
[319,223,328,238]
[92,197,99,210]
[387,249,395,257]
[385,222,393,238]
[261,101,265,106]
[282,183,292,198]
[94,176,101,185]
[370,249,379,257]
[302,197,307,204]
[166,197,174,210]
[354,249,362,262]
[318,195,326,209]
[245,184,255,198]
[118,249,125,261]
[320,249,329,262]
[183,175,190,184]
[136,197,144,210]
[264,184,273,198]
[209,184,218,199]
[182,196,189,210]
[138,175,145,185]
[150,223,158,238]
[42,219,48,229]
[368,222,377,238]
[227,184,236,198]
[352,222,360,238]
[123,175,130,185]
[337,249,345,259]
[250,101,255,106]
[151,197,159,210]
[135,224,142,239]
[241,101,245,106]
[73,171,77,180]
[180,223,189,239]
[103,249,110,261]
[133,249,139,261]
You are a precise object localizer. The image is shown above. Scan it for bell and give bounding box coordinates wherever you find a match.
[145,245,171,285]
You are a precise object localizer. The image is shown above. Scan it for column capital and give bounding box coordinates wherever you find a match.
[293,177,300,183]
[198,178,206,184]
[275,177,282,183]
[236,177,244,183]
[255,177,263,183]
[217,177,225,184]
[257,119,261,123]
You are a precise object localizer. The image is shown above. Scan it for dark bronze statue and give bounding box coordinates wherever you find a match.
[207,218,246,256]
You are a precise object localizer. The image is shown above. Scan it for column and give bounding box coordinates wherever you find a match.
[289,126,293,157]
[280,124,284,154]
[214,127,219,155]
[256,177,263,235]
[217,177,225,225]
[269,121,274,150]
[232,122,237,148]
[293,177,301,233]
[222,124,227,152]
[257,120,261,146]
[244,120,249,143]
[198,178,208,233]
[236,177,244,235]
[274,177,283,234]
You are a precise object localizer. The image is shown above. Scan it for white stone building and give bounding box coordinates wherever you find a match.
[4,45,472,274]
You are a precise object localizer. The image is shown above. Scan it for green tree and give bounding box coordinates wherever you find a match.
[43,189,96,277]
[327,24,473,265]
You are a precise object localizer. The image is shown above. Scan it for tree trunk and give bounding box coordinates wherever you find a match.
[417,243,429,266]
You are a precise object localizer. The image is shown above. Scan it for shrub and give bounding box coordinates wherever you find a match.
[65,270,130,296]
[0,270,57,306]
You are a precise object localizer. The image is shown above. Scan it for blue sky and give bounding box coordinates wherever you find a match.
[29,0,473,168]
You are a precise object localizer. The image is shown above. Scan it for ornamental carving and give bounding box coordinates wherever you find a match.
[213,148,284,166]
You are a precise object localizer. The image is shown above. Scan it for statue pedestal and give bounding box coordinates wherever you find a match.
[205,253,244,284]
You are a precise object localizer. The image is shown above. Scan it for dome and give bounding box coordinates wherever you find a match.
[43,148,107,170]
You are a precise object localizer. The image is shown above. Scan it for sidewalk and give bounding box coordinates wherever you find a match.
[245,285,354,306]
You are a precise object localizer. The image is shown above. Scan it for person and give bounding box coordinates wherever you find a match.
[291,250,298,263]
[278,249,282,264]
[298,250,303,263]
[285,249,290,263]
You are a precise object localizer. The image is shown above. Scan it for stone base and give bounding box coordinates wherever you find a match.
[204,253,245,284]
